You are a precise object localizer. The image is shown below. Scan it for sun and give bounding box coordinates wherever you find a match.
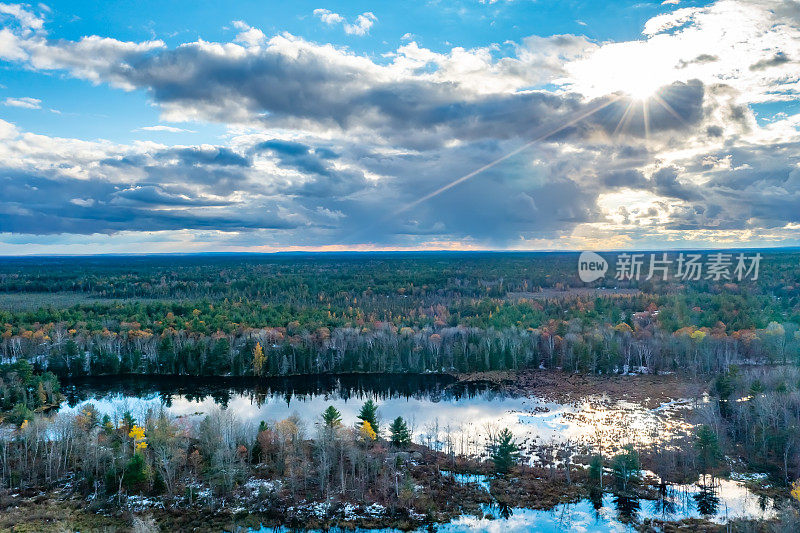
[624,79,662,101]
[565,40,674,101]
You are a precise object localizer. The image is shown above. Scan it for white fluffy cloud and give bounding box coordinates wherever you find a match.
[313,9,377,36]
[565,0,800,103]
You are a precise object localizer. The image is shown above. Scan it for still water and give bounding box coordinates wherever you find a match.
[59,374,773,530]
[60,373,692,457]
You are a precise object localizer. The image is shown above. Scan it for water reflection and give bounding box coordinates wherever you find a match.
[612,494,640,522]
[60,374,696,461]
[588,486,603,514]
[651,482,678,517]
[489,501,514,520]
[62,374,475,408]
[694,482,720,516]
[442,471,774,529]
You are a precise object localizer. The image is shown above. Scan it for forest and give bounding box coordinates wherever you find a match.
[1,252,799,379]
[2,252,800,531]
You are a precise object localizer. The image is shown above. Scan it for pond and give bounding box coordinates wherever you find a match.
[245,481,775,532]
[55,374,775,530]
[60,373,694,458]
[242,479,775,533]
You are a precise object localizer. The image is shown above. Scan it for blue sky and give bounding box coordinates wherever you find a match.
[0,0,799,254]
[3,0,708,143]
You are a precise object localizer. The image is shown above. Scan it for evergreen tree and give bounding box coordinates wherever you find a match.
[357,399,380,437]
[322,405,342,428]
[123,452,149,491]
[102,414,114,434]
[612,445,640,494]
[695,425,721,474]
[122,410,136,433]
[389,416,411,447]
[714,371,735,417]
[589,454,603,488]
[490,428,520,475]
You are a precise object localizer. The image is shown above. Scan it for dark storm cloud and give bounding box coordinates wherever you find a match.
[101,146,254,194]
[110,185,230,206]
[650,167,700,201]
[601,169,648,188]
[654,140,800,231]
[102,147,251,169]
[255,139,338,176]
[160,147,251,167]
[580,80,705,138]
[81,39,706,148]
[252,139,371,198]
[0,169,300,235]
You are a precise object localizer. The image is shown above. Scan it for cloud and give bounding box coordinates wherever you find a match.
[749,51,791,71]
[134,125,196,133]
[0,2,44,32]
[232,20,266,47]
[313,9,377,36]
[569,1,800,103]
[0,1,798,252]
[3,96,41,109]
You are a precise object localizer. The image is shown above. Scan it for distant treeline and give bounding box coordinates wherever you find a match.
[0,252,799,377]
[1,317,798,378]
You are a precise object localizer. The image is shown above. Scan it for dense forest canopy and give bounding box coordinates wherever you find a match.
[1,251,799,378]
[2,252,800,530]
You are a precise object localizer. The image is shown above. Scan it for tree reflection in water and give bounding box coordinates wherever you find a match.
[613,493,640,522]
[694,481,720,517]
[589,486,603,515]
[490,501,514,520]
[651,481,678,518]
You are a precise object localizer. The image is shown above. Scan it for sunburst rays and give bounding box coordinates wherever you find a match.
[390,94,624,218]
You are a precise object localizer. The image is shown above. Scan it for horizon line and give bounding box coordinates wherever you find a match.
[1,246,799,258]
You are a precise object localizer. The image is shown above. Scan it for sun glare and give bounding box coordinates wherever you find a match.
[566,40,675,101]
[624,79,661,101]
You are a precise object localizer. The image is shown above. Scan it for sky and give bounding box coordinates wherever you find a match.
[0,0,799,254]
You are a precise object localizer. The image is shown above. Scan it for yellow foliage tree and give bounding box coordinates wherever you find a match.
[690,330,707,341]
[129,424,148,452]
[360,420,377,441]
[614,323,633,334]
[792,480,800,503]
[253,342,266,376]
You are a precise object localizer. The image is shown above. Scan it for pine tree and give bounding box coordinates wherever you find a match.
[612,445,640,494]
[389,416,411,447]
[102,414,114,434]
[589,454,603,488]
[695,425,721,474]
[357,399,379,437]
[122,410,136,433]
[123,452,149,491]
[322,405,342,428]
[490,428,520,475]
